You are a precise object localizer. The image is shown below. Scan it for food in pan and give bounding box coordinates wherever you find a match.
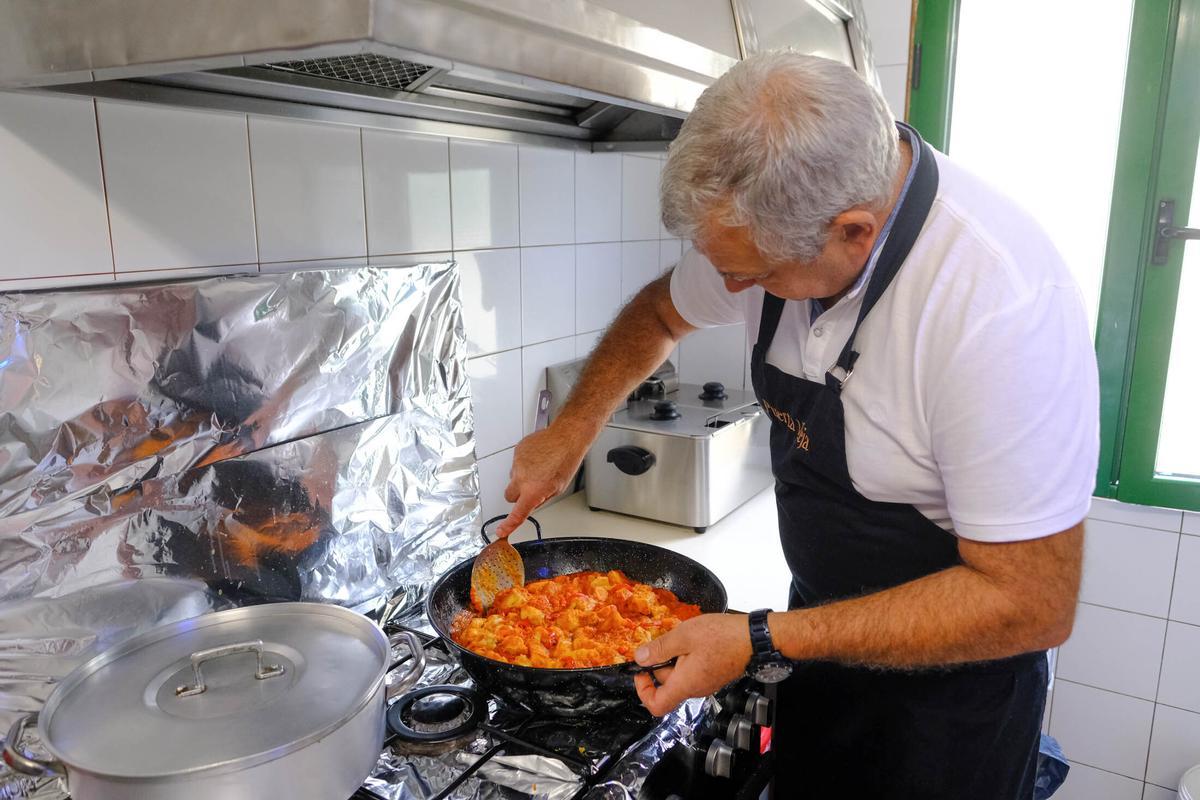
[451,569,701,668]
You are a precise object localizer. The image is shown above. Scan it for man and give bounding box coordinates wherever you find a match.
[496,52,1098,798]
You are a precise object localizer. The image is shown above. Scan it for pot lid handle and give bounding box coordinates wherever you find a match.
[3,712,64,778]
[174,640,286,699]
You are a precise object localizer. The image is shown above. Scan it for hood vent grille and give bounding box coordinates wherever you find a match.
[263,54,436,92]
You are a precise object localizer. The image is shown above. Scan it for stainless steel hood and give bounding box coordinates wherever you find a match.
[0,0,878,150]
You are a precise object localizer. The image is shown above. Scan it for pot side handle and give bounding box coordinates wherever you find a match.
[3,712,64,778]
[385,631,427,701]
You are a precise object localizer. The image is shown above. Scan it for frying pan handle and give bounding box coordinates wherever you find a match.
[480,514,543,545]
[624,656,679,688]
[3,712,64,777]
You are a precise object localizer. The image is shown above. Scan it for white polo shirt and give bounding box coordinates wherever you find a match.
[670,149,1099,543]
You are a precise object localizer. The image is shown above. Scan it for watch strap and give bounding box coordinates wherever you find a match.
[748,608,774,658]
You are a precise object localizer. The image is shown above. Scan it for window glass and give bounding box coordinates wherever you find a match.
[949,0,1135,332]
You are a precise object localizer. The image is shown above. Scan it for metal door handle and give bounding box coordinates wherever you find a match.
[1153,199,1200,264]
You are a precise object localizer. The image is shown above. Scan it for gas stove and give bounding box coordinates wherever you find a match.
[348,619,775,800]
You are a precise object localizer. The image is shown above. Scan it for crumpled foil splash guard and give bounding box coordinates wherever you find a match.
[0,264,480,778]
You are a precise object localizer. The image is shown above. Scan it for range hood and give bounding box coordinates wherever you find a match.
[0,0,878,150]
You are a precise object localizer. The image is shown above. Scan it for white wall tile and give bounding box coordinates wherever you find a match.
[521,337,577,436]
[1158,622,1200,713]
[1173,535,1200,626]
[249,117,366,263]
[521,246,575,344]
[1147,705,1200,789]
[859,0,913,66]
[450,140,519,250]
[519,146,574,246]
[575,243,622,334]
[621,240,660,303]
[1055,763,1144,800]
[621,155,661,241]
[98,102,257,272]
[113,264,254,283]
[679,324,748,390]
[1050,680,1155,779]
[457,248,522,356]
[1080,520,1180,617]
[1056,603,1167,701]
[575,330,602,358]
[362,130,451,256]
[877,64,909,121]
[368,252,451,269]
[1184,513,1200,536]
[1091,498,1185,532]
[468,349,523,457]
[477,447,514,520]
[575,152,621,244]
[1143,784,1179,800]
[0,274,115,292]
[659,239,683,274]
[0,92,112,281]
[260,256,368,274]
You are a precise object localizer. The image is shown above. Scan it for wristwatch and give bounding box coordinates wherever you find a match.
[746,608,793,684]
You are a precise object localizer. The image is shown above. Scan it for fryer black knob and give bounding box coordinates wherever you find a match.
[633,377,667,400]
[649,400,681,420]
[699,381,728,401]
[607,446,656,475]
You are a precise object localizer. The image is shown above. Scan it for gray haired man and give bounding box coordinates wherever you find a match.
[497,51,1098,798]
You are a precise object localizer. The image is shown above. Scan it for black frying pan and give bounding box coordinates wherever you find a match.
[427,517,728,716]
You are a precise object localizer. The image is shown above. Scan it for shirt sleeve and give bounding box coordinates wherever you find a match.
[925,283,1099,542]
[669,247,748,328]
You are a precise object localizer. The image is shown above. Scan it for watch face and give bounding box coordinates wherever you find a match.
[754,660,793,684]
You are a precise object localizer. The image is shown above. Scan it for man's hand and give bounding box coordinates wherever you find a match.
[494,425,591,537]
[632,613,753,716]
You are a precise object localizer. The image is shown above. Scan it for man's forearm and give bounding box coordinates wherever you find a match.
[771,527,1082,668]
[554,275,687,439]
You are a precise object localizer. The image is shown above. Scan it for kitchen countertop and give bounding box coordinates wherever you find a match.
[526,487,792,611]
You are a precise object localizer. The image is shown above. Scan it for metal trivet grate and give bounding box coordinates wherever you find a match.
[352,624,662,800]
[264,54,435,90]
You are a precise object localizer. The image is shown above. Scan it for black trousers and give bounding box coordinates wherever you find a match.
[771,653,1047,799]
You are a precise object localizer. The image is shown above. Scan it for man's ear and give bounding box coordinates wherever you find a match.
[831,209,879,253]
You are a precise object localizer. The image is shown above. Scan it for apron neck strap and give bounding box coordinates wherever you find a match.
[828,125,940,391]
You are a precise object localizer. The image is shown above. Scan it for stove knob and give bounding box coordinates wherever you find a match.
[699,381,728,401]
[725,714,755,751]
[649,400,681,421]
[742,691,772,727]
[703,739,736,778]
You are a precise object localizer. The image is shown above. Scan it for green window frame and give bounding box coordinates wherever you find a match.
[906,0,1200,511]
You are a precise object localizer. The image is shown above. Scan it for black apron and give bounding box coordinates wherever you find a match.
[754,129,1047,799]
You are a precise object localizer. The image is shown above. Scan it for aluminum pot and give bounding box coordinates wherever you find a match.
[3,602,423,800]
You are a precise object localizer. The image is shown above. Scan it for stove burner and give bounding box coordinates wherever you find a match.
[388,684,486,755]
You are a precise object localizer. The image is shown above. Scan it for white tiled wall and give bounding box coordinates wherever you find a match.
[0,92,745,524]
[1050,498,1200,798]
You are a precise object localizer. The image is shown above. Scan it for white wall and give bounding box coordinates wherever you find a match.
[0,90,748,522]
[1050,502,1200,798]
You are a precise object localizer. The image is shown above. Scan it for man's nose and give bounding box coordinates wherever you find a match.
[723,277,754,293]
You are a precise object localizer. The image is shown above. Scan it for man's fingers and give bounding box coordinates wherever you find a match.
[634,659,689,716]
[494,493,541,538]
[634,626,685,666]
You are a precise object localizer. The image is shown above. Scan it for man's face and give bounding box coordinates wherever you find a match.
[694,211,880,302]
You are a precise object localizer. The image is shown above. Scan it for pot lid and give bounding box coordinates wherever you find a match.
[39,602,388,779]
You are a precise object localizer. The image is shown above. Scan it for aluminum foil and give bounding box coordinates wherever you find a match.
[0,264,480,792]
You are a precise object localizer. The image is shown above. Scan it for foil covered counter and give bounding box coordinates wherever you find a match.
[0,264,480,745]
